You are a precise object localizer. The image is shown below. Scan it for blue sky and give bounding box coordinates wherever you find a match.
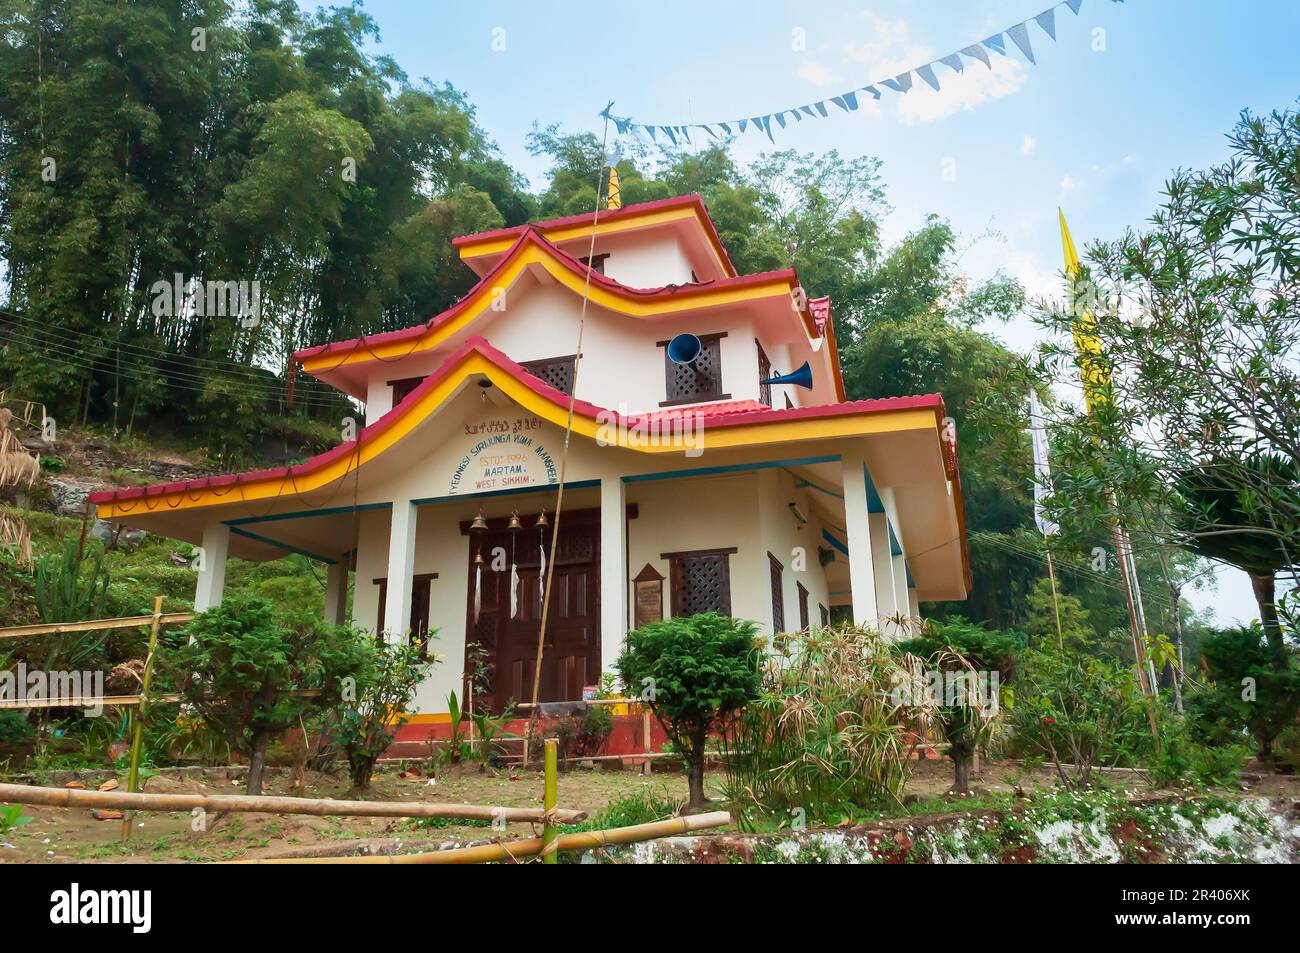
[305,0,1300,624]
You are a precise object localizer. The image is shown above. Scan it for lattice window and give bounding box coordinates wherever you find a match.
[666,547,735,616]
[521,355,576,396]
[661,332,728,406]
[768,553,785,635]
[757,340,772,408]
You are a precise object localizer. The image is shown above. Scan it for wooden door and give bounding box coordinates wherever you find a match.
[466,513,600,712]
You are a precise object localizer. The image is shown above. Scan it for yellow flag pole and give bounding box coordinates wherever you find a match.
[1058,211,1158,710]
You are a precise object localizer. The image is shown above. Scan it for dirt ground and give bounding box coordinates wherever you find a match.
[3,758,1296,863]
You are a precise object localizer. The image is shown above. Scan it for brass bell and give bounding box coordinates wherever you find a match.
[472,549,485,567]
[535,508,549,529]
[469,508,488,533]
[506,508,523,532]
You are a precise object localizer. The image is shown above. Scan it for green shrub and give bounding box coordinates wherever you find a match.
[1007,646,1153,786]
[900,619,1023,794]
[1188,625,1300,770]
[330,639,431,789]
[617,613,762,810]
[721,625,917,822]
[0,709,35,747]
[158,594,370,794]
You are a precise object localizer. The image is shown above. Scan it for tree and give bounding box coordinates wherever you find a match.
[1032,103,1300,647]
[901,620,1021,794]
[1190,625,1300,769]
[616,613,761,810]
[160,594,367,795]
[332,639,431,790]
[1177,454,1299,656]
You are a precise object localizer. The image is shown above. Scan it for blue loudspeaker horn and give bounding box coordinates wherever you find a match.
[761,361,814,390]
[666,332,702,365]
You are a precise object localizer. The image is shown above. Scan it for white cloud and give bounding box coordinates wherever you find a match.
[1020,134,1037,155]
[797,61,841,87]
[835,14,1028,125]
[894,56,1028,124]
[1059,173,1078,193]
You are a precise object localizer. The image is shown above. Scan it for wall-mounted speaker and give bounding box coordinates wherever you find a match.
[666,332,702,365]
[761,361,814,390]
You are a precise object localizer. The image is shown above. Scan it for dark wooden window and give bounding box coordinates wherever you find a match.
[819,603,830,628]
[520,355,577,396]
[579,253,609,274]
[389,376,424,405]
[797,582,810,631]
[374,573,438,655]
[663,547,736,617]
[768,552,785,635]
[659,332,729,407]
[757,340,773,408]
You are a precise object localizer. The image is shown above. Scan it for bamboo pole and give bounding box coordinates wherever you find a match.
[642,706,653,777]
[122,596,162,840]
[230,810,733,864]
[542,738,558,865]
[0,689,320,711]
[0,782,587,824]
[0,612,194,640]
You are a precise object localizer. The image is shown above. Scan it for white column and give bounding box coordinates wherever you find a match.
[600,477,628,673]
[324,561,348,625]
[892,553,910,625]
[869,512,897,625]
[383,500,418,645]
[879,487,911,630]
[840,450,877,626]
[194,522,230,612]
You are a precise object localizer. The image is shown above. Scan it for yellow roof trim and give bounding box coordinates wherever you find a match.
[97,352,935,519]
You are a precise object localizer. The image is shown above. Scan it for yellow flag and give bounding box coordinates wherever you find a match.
[1059,209,1110,412]
[607,167,622,210]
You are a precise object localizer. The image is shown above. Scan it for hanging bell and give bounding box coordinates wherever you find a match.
[535,508,549,529]
[469,508,488,533]
[472,549,485,567]
[506,508,523,532]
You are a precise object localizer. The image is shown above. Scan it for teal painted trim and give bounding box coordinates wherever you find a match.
[228,525,337,564]
[226,501,391,527]
[623,454,840,484]
[793,477,844,500]
[906,566,915,588]
[411,479,600,506]
[862,464,885,513]
[821,528,848,556]
[888,522,903,557]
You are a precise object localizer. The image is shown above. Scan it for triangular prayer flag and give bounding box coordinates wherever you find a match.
[1007,21,1036,63]
[679,126,692,143]
[814,101,829,117]
[719,122,732,134]
[1066,0,1083,13]
[861,85,881,99]
[701,124,718,139]
[790,109,803,122]
[738,118,748,132]
[962,44,992,68]
[801,104,817,117]
[662,126,677,145]
[940,53,964,73]
[774,111,787,128]
[756,115,774,141]
[983,34,1007,55]
[1035,9,1057,40]
[645,125,658,142]
[915,63,941,91]
[882,72,913,93]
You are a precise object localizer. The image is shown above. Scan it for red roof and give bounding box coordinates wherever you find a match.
[92,336,945,508]
[452,194,738,276]
[293,227,802,367]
